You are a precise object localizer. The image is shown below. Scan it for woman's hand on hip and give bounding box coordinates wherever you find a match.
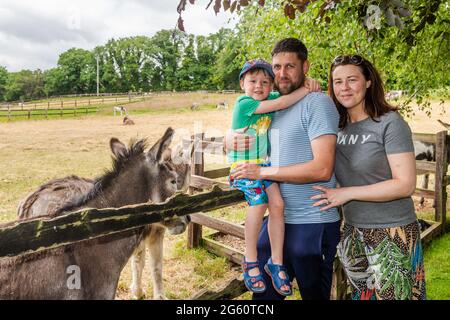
[310,185,352,211]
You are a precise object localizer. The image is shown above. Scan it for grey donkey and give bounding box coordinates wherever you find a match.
[1,127,191,299]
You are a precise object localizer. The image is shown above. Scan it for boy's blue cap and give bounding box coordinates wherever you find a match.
[239,59,275,80]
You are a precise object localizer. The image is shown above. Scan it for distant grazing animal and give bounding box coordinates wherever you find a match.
[2,127,192,299]
[190,102,199,111]
[216,101,228,109]
[114,106,128,116]
[123,116,135,125]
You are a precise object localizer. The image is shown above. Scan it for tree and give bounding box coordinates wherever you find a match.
[211,31,243,90]
[149,30,187,91]
[57,48,96,94]
[178,35,198,90]
[177,1,449,111]
[0,66,8,101]
[43,68,67,97]
[100,36,156,93]
[177,1,446,45]
[4,70,45,101]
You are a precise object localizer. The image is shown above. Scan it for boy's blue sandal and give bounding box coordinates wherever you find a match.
[264,258,292,296]
[242,259,266,293]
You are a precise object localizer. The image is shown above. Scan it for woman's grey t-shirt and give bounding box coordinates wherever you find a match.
[334,111,417,228]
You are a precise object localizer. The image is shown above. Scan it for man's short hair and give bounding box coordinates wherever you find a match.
[271,38,308,61]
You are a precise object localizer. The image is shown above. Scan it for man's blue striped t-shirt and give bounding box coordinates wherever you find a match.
[269,92,340,224]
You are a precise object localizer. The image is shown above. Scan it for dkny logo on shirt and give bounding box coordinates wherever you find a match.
[338,133,372,145]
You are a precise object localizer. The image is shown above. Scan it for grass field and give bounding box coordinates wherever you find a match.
[0,93,448,299]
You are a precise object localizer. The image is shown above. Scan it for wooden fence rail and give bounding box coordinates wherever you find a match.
[0,107,98,120]
[0,96,140,111]
[0,183,244,258]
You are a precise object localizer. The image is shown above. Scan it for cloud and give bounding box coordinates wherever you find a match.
[0,0,237,72]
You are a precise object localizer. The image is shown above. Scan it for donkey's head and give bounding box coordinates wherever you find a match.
[159,142,195,235]
[108,128,179,205]
[109,128,192,234]
[165,143,195,192]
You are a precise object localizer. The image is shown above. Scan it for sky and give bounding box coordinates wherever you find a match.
[0,0,238,72]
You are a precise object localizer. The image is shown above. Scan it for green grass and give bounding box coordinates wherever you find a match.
[424,232,450,300]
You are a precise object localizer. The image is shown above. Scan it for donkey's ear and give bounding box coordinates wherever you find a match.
[148,127,175,162]
[161,148,172,162]
[110,138,127,158]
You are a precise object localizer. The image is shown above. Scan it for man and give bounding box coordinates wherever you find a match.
[229,38,340,300]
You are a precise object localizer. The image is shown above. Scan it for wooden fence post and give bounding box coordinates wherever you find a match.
[187,132,205,249]
[434,130,448,233]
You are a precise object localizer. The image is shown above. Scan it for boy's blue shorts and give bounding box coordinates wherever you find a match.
[229,162,273,206]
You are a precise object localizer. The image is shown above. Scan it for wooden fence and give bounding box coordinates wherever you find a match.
[0,106,99,120]
[412,131,449,243]
[0,184,245,258]
[0,95,139,111]
[0,95,143,120]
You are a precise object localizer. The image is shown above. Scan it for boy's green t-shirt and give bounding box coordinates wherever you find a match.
[228,92,280,163]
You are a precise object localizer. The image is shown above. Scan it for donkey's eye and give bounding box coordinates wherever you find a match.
[171,179,177,185]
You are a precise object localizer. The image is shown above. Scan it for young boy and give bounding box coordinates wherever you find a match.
[228,59,320,296]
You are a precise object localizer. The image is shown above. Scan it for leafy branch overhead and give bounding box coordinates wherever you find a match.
[177,0,254,31]
[176,0,447,46]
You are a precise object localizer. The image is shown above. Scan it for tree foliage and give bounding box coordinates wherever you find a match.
[3,69,45,102]
[0,28,242,101]
[177,0,446,47]
[177,0,449,112]
[0,66,7,101]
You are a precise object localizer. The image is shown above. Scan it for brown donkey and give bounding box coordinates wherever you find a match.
[1,127,191,299]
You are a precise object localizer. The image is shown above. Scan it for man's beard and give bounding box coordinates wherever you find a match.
[275,74,305,95]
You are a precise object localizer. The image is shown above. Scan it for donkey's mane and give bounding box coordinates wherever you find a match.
[56,138,149,214]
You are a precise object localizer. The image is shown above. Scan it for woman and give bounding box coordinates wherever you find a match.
[311,55,426,300]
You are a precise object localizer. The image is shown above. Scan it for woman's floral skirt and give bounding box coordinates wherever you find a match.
[337,221,426,300]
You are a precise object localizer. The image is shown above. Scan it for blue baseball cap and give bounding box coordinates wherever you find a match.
[239,59,275,80]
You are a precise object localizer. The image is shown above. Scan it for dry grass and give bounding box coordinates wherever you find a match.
[0,94,448,299]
